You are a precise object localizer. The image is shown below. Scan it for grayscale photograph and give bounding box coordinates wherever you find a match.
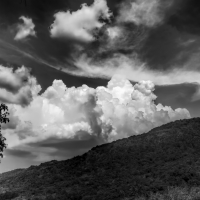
[0,0,199,199]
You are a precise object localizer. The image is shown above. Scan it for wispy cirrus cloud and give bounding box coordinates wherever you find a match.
[117,0,173,27]
[191,84,200,102]
[74,53,200,86]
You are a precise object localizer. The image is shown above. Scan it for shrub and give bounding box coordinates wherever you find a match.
[0,191,19,199]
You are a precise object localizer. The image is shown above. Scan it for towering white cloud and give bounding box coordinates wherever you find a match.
[3,75,190,149]
[95,75,190,141]
[117,0,172,27]
[50,0,112,42]
[14,16,36,41]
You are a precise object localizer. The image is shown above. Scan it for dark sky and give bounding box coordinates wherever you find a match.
[0,0,200,173]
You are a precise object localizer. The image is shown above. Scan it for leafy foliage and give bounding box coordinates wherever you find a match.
[0,191,19,199]
[134,186,200,200]
[0,118,200,200]
[0,103,9,158]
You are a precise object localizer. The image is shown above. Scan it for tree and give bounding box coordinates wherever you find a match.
[0,103,9,158]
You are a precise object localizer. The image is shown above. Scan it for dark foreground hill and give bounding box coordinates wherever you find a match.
[1,118,200,200]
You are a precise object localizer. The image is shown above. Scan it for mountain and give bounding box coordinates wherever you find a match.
[1,118,200,200]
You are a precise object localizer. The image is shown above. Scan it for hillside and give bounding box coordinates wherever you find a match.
[0,118,200,200]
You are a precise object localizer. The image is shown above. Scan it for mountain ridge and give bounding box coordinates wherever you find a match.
[0,117,200,200]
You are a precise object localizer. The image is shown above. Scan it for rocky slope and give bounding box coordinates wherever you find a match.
[0,118,200,200]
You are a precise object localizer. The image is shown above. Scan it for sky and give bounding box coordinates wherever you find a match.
[0,0,199,173]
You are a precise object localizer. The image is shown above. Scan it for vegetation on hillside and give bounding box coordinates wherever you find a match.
[0,118,200,200]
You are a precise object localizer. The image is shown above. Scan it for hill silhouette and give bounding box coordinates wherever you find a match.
[0,118,200,200]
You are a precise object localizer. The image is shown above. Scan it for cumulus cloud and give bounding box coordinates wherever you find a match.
[117,0,172,27]
[1,107,20,130]
[95,75,190,141]
[50,0,112,42]
[14,16,36,41]
[0,65,27,93]
[3,75,190,151]
[0,65,41,106]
